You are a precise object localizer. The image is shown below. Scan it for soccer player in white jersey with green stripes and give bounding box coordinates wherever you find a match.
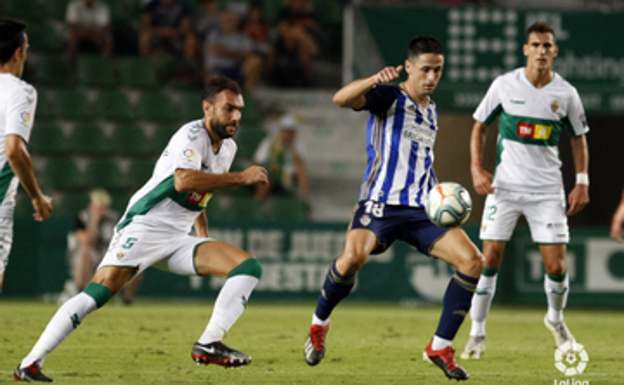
[15,76,268,382]
[0,19,53,293]
[461,22,590,360]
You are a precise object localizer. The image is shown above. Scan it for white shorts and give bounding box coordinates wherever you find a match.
[98,223,214,276]
[479,189,569,244]
[0,218,13,276]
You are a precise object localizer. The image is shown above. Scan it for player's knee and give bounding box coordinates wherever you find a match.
[228,257,263,279]
[458,250,484,277]
[544,260,565,276]
[338,251,368,274]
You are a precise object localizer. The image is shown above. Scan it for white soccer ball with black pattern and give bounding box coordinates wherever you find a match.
[425,182,472,228]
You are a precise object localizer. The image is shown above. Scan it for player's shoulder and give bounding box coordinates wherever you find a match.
[370,83,402,97]
[168,120,207,146]
[222,137,238,153]
[493,68,524,85]
[0,74,36,96]
[551,72,580,94]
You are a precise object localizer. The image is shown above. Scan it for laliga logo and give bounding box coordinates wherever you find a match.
[554,341,589,377]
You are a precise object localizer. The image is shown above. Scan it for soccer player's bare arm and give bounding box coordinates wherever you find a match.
[611,190,624,242]
[173,165,268,192]
[4,134,52,221]
[333,65,403,109]
[567,134,589,215]
[469,121,494,195]
[194,211,209,238]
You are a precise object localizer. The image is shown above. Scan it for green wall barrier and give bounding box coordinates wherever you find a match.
[4,216,623,308]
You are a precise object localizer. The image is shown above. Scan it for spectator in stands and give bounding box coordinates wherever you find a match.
[275,0,321,85]
[138,0,197,60]
[253,114,309,202]
[59,189,143,305]
[242,3,275,78]
[65,0,113,66]
[204,9,263,93]
[193,0,221,43]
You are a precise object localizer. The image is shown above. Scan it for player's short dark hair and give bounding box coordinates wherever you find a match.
[0,19,26,65]
[408,36,444,59]
[202,76,242,103]
[527,21,555,41]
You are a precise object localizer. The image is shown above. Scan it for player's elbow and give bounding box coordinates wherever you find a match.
[332,93,347,107]
[4,136,25,161]
[174,170,193,192]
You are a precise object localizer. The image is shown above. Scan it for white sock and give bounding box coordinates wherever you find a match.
[432,335,452,350]
[198,275,259,344]
[312,314,329,326]
[469,274,497,337]
[21,293,97,368]
[545,273,569,324]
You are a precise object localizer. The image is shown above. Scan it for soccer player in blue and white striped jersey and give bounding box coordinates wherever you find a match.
[303,36,484,381]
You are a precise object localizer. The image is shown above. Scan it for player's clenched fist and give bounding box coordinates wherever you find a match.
[241,165,269,186]
[32,194,53,222]
[373,65,403,85]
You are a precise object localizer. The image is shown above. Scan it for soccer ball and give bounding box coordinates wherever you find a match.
[425,182,472,228]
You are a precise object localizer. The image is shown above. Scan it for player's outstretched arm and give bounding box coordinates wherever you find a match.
[174,165,269,192]
[333,65,403,109]
[469,121,494,195]
[567,134,589,215]
[4,134,53,221]
[611,190,624,242]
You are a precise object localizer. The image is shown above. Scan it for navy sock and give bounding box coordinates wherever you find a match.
[314,262,355,320]
[435,271,478,340]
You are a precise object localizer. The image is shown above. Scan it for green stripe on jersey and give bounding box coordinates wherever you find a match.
[483,104,503,125]
[0,162,15,202]
[498,112,563,147]
[117,176,176,231]
[117,175,208,231]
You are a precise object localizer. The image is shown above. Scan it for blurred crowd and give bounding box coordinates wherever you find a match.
[66,0,326,92]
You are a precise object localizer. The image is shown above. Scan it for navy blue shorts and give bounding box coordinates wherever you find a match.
[349,200,448,255]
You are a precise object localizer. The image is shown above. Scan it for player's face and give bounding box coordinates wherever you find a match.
[203,89,244,139]
[405,53,444,98]
[524,32,558,72]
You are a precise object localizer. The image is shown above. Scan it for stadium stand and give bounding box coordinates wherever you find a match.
[29,122,69,157]
[137,91,178,123]
[119,57,159,90]
[84,159,127,192]
[111,124,152,158]
[43,158,84,191]
[70,123,111,157]
[95,90,135,122]
[34,56,74,88]
[77,56,117,89]
[54,90,94,121]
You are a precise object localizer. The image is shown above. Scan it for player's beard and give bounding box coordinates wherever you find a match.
[210,117,237,139]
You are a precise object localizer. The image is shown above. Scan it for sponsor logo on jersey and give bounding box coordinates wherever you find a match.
[186,191,212,207]
[517,122,552,139]
[360,214,371,227]
[116,251,126,259]
[182,149,195,159]
[551,100,560,113]
[20,111,30,123]
[510,99,525,104]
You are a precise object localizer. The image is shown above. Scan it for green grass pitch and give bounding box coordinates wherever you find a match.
[1,300,622,384]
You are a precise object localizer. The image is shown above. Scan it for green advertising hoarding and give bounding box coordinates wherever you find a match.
[5,218,624,308]
[356,6,624,114]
